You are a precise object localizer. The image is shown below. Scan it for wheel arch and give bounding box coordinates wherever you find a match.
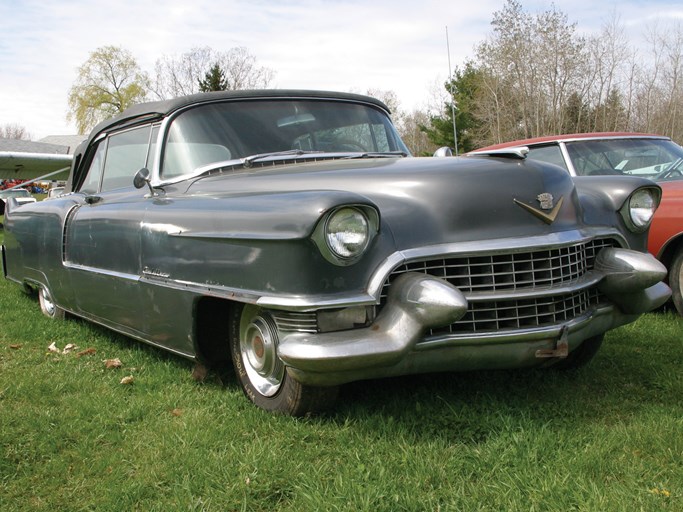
[657,233,683,273]
[193,295,239,369]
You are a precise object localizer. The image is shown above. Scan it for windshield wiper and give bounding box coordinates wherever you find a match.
[242,149,323,168]
[342,151,408,159]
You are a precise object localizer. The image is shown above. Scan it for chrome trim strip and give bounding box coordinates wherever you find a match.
[64,263,141,282]
[557,142,576,175]
[131,229,626,312]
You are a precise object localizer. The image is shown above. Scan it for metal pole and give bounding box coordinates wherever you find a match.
[446,26,459,155]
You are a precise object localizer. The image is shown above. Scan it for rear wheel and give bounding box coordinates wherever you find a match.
[670,249,683,316]
[229,304,338,415]
[553,334,604,370]
[38,286,66,320]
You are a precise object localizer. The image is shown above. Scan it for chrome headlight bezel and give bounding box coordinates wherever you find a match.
[313,205,379,266]
[620,186,661,233]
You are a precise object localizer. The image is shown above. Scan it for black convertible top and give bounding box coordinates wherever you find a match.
[67,90,391,192]
[87,90,390,140]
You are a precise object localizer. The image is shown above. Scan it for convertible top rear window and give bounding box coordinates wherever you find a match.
[161,99,407,178]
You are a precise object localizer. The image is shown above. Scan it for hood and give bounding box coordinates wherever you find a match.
[185,156,583,249]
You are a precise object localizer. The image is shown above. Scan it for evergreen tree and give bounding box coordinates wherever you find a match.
[421,62,483,153]
[198,63,228,92]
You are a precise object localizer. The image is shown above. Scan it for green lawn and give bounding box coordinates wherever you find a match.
[1,232,682,511]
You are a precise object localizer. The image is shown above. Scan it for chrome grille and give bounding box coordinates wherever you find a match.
[271,311,318,333]
[429,289,602,337]
[382,238,616,298]
[381,238,617,336]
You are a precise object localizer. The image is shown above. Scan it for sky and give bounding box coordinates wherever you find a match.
[1,0,682,140]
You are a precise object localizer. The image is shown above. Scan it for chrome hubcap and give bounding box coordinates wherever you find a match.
[240,307,284,397]
[41,289,56,316]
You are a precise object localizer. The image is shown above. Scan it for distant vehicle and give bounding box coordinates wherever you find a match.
[471,132,683,315]
[46,186,65,199]
[1,95,670,414]
[0,188,36,216]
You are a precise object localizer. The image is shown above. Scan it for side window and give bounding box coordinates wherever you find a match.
[100,125,152,192]
[79,141,106,194]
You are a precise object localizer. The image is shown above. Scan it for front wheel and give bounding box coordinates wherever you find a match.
[669,248,683,316]
[38,286,66,320]
[229,304,338,415]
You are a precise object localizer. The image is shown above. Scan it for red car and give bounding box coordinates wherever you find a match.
[471,133,683,315]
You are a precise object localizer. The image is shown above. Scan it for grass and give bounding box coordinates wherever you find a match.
[1,232,682,510]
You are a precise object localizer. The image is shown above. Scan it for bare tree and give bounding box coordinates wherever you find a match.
[585,14,632,132]
[152,47,274,100]
[645,22,683,140]
[152,47,214,99]
[0,123,32,140]
[474,0,588,141]
[398,109,439,156]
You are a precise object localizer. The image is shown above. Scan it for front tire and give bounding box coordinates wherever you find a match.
[38,286,66,320]
[669,248,683,316]
[229,304,338,415]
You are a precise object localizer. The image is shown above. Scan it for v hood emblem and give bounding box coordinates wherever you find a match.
[513,196,564,224]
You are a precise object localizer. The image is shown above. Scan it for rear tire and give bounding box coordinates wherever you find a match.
[229,304,338,415]
[670,249,683,316]
[553,334,604,370]
[38,286,66,320]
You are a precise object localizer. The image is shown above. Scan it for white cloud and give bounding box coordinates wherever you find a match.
[0,0,679,139]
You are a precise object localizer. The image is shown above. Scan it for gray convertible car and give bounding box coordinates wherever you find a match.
[1,90,671,414]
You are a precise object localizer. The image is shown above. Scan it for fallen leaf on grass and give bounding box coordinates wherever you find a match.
[120,376,134,385]
[62,343,77,354]
[77,348,96,357]
[170,408,183,417]
[47,342,80,355]
[9,344,22,350]
[104,358,122,369]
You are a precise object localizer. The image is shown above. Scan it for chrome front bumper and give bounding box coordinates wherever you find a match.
[278,248,671,386]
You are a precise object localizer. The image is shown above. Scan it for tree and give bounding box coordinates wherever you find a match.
[398,109,439,156]
[198,63,228,92]
[152,46,274,100]
[422,62,485,152]
[67,46,149,134]
[0,123,31,140]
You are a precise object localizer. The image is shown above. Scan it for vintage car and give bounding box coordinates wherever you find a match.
[471,133,683,316]
[1,92,671,415]
[0,187,36,215]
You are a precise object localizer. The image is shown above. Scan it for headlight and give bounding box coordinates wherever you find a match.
[312,205,379,266]
[623,187,660,232]
[326,207,370,259]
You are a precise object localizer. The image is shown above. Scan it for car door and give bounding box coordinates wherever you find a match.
[64,125,155,334]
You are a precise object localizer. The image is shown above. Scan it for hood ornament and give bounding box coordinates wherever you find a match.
[514,193,564,224]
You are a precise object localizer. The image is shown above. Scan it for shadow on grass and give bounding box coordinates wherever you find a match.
[323,314,683,442]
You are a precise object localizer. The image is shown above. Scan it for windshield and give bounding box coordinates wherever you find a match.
[161,99,409,178]
[565,138,683,181]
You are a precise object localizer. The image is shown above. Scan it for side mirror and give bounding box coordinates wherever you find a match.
[133,167,156,196]
[433,147,453,157]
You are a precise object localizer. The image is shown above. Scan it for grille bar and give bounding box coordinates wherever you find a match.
[382,238,615,298]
